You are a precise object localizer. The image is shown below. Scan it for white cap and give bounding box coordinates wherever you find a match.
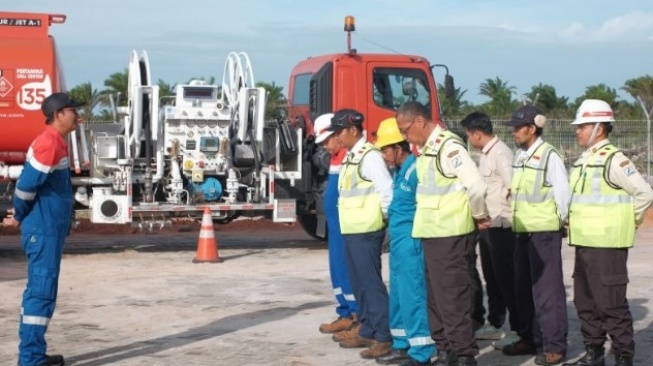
[314,113,335,144]
[572,99,616,125]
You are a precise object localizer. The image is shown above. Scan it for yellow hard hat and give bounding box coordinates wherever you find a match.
[374,117,405,148]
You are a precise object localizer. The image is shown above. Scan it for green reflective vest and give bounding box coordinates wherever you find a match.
[511,142,562,233]
[338,142,385,234]
[412,130,474,238]
[568,144,635,248]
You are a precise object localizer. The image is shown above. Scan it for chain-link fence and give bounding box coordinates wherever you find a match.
[444,118,652,183]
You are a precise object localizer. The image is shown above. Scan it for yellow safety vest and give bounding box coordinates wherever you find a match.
[412,130,474,238]
[338,143,385,234]
[568,144,635,248]
[511,142,561,233]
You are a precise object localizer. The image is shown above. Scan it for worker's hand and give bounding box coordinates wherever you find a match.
[561,221,568,238]
[2,208,19,227]
[474,217,491,230]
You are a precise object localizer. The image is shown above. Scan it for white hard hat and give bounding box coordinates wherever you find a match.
[314,113,335,144]
[571,99,615,125]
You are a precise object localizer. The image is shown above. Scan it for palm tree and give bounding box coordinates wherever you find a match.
[526,83,569,116]
[103,69,129,107]
[573,84,620,110]
[438,83,468,117]
[479,77,516,116]
[622,75,653,117]
[256,81,287,120]
[68,82,105,122]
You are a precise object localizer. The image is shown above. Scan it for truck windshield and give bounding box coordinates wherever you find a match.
[372,68,431,111]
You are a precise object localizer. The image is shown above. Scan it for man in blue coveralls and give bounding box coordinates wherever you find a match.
[3,92,82,366]
[374,117,435,366]
[314,113,360,334]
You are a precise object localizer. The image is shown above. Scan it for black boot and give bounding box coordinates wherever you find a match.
[562,344,604,366]
[376,348,409,365]
[40,354,65,366]
[615,354,633,366]
[431,349,450,366]
[454,356,477,366]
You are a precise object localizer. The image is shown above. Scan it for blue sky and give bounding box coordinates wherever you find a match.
[4,0,653,104]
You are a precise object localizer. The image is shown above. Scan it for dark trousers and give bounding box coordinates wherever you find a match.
[423,233,479,357]
[469,241,486,329]
[478,227,519,330]
[343,229,391,342]
[573,247,634,356]
[514,231,568,354]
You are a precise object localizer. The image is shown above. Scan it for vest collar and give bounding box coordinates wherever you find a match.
[420,125,444,155]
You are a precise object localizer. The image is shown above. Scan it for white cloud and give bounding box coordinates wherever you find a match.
[558,11,653,41]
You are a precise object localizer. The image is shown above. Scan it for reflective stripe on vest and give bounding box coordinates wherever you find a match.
[568,144,635,248]
[413,130,474,238]
[511,142,561,233]
[338,143,385,234]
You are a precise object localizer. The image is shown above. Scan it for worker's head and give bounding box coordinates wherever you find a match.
[395,101,433,147]
[505,105,546,149]
[328,109,365,149]
[572,99,614,148]
[42,92,83,134]
[460,112,494,150]
[374,117,410,168]
[314,113,341,154]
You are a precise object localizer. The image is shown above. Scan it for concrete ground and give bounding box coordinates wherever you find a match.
[1,220,653,366]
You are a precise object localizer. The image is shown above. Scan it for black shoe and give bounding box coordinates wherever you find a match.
[430,349,451,366]
[535,352,565,365]
[40,354,65,366]
[615,354,633,366]
[502,340,537,356]
[562,344,605,366]
[376,348,410,365]
[454,356,477,366]
[398,357,431,366]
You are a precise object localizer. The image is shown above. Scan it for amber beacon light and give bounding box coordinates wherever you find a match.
[344,16,356,32]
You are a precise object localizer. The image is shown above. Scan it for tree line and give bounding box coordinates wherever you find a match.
[69,69,653,122]
[439,75,653,120]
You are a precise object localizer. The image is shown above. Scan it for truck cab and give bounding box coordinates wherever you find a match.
[285,17,447,239]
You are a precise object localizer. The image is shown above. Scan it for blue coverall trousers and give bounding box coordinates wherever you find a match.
[324,171,359,317]
[388,227,435,363]
[19,233,65,366]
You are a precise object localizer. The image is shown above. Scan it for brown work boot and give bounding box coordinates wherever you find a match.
[360,341,392,359]
[503,339,537,356]
[332,322,360,342]
[319,315,355,334]
[339,335,376,349]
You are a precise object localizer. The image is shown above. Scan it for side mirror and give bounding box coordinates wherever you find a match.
[444,74,455,99]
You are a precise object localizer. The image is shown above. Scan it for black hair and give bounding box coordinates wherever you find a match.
[460,112,493,135]
[396,140,410,152]
[396,101,431,122]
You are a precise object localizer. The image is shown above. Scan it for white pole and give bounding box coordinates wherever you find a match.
[636,96,651,183]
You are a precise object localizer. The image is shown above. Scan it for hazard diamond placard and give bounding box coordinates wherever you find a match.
[0,75,13,97]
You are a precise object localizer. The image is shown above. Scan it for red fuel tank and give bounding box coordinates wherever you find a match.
[0,12,66,164]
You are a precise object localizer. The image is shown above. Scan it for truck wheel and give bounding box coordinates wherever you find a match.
[297,213,326,242]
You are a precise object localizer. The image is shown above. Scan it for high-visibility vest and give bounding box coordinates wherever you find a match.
[511,142,561,233]
[338,142,385,234]
[412,130,474,238]
[568,144,635,248]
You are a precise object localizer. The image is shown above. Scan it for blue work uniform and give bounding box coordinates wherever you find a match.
[13,126,73,366]
[324,149,359,317]
[388,154,435,363]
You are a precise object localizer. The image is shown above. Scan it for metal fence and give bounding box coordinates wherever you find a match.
[444,119,652,183]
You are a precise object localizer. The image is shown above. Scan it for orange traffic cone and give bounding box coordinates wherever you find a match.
[193,207,223,263]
